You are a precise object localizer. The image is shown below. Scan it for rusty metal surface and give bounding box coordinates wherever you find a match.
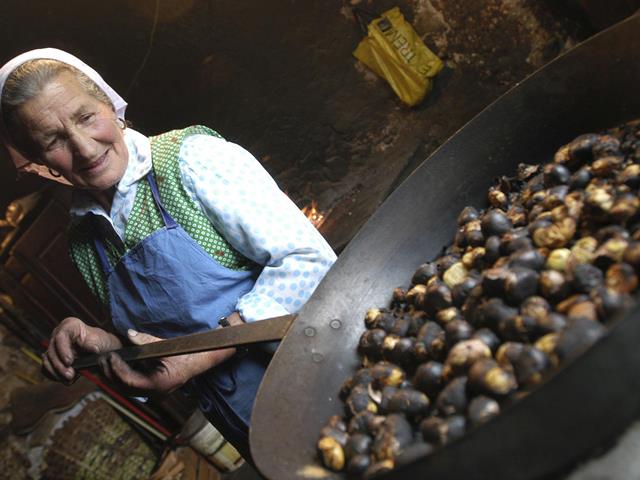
[250,14,640,480]
[73,315,295,369]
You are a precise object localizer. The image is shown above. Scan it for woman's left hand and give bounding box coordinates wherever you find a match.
[98,329,236,395]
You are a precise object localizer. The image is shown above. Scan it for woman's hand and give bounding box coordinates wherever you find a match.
[43,317,123,383]
[99,329,237,396]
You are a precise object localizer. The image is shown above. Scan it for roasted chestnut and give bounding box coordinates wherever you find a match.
[359,328,387,357]
[605,262,638,294]
[504,267,540,305]
[414,321,447,362]
[385,388,431,417]
[413,361,444,397]
[442,339,492,379]
[372,414,414,461]
[347,385,378,417]
[317,435,345,471]
[570,263,604,293]
[458,206,481,225]
[468,358,518,397]
[411,263,439,285]
[539,269,571,303]
[347,454,372,476]
[444,318,474,347]
[554,317,606,362]
[436,376,468,415]
[467,395,501,427]
[543,163,571,187]
[481,209,513,237]
[420,415,466,446]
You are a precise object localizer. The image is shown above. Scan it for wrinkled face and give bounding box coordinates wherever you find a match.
[15,71,128,191]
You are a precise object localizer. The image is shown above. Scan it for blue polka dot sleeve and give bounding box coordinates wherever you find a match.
[178,134,337,322]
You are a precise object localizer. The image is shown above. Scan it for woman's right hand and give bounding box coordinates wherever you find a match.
[42,317,123,383]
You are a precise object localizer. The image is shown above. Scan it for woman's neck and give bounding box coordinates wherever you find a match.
[90,187,116,213]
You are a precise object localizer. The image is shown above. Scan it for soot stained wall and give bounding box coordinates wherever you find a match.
[0,0,599,248]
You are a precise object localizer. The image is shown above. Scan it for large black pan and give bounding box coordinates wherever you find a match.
[251,13,640,480]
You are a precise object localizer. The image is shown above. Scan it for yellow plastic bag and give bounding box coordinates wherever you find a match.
[353,7,443,106]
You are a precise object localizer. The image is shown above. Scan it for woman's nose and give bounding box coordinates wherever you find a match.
[69,129,95,158]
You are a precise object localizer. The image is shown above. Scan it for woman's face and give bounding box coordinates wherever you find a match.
[14,71,128,191]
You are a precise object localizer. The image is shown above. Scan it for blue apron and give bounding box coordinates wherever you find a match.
[92,172,268,462]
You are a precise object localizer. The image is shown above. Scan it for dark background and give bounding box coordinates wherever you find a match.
[0,0,636,249]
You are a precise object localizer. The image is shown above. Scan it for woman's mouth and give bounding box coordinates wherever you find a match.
[80,150,109,174]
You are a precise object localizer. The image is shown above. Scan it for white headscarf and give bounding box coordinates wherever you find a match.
[0,48,128,184]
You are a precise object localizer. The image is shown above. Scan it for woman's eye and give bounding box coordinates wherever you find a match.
[45,138,62,151]
[79,113,95,124]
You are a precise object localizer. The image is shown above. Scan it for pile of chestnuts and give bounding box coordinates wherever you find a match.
[317,119,640,478]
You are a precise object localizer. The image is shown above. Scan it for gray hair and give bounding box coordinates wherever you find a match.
[1,59,114,151]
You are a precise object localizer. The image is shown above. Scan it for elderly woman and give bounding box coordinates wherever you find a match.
[0,48,336,461]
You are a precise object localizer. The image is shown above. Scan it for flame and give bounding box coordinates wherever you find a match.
[301,200,326,229]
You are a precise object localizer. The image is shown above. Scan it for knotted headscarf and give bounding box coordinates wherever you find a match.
[0,48,127,183]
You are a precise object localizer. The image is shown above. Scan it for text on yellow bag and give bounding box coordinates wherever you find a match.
[353,7,443,106]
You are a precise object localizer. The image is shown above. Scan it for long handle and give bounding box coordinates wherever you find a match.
[72,314,296,369]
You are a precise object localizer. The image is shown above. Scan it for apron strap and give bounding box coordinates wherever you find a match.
[92,233,113,275]
[146,171,178,229]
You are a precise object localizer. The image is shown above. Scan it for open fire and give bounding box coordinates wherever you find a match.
[301,200,327,230]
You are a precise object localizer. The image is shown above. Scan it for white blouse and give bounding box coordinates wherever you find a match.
[70,128,336,323]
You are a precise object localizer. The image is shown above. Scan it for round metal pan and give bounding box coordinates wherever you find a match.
[251,13,640,480]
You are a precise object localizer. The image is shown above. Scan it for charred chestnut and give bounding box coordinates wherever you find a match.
[605,262,639,294]
[424,278,454,314]
[481,209,513,238]
[591,155,623,177]
[610,193,640,222]
[488,186,509,209]
[569,167,592,190]
[484,235,502,264]
[443,262,470,289]
[570,236,598,266]
[443,339,492,379]
[539,269,571,303]
[414,321,447,362]
[554,317,606,362]
[370,362,406,389]
[436,376,468,415]
[413,361,444,397]
[543,163,571,187]
[623,241,640,270]
[590,286,630,321]
[420,415,466,446]
[546,248,572,272]
[444,318,474,347]
[452,276,481,308]
[347,454,372,476]
[318,435,345,471]
[386,337,416,367]
[476,297,518,331]
[345,433,373,461]
[472,328,501,353]
[468,358,518,397]
[467,395,501,427]
[348,411,382,436]
[509,248,546,271]
[593,238,629,270]
[386,388,431,417]
[458,206,481,225]
[571,263,604,293]
[346,385,378,417]
[359,329,387,357]
[411,263,439,285]
[618,163,640,188]
[504,267,540,305]
[372,414,414,461]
